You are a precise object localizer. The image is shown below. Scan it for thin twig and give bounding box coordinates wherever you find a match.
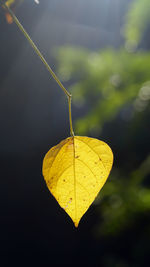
[0,0,74,136]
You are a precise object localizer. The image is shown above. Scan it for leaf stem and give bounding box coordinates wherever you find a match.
[0,0,74,136]
[68,96,74,136]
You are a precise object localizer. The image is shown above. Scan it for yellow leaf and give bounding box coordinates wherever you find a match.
[42,136,113,227]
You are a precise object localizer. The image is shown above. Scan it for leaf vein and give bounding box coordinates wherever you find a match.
[76,157,97,183]
[75,137,106,171]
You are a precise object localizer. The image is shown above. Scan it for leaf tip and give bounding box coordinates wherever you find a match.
[74,221,79,228]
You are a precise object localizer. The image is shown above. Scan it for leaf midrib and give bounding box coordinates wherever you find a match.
[73,136,77,225]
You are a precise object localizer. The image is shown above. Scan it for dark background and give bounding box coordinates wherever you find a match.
[1,0,150,266]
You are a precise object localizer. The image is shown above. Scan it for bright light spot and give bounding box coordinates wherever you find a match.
[34,0,40,4]
[110,74,121,87]
[133,81,150,112]
[139,85,150,101]
[133,98,148,112]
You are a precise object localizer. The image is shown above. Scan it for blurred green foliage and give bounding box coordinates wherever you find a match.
[124,0,150,49]
[57,47,150,136]
[96,155,150,236]
[55,0,150,264]
[56,45,150,235]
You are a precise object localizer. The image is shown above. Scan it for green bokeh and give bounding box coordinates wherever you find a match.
[55,1,150,265]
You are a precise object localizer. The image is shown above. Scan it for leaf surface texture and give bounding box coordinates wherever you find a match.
[42,136,113,227]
